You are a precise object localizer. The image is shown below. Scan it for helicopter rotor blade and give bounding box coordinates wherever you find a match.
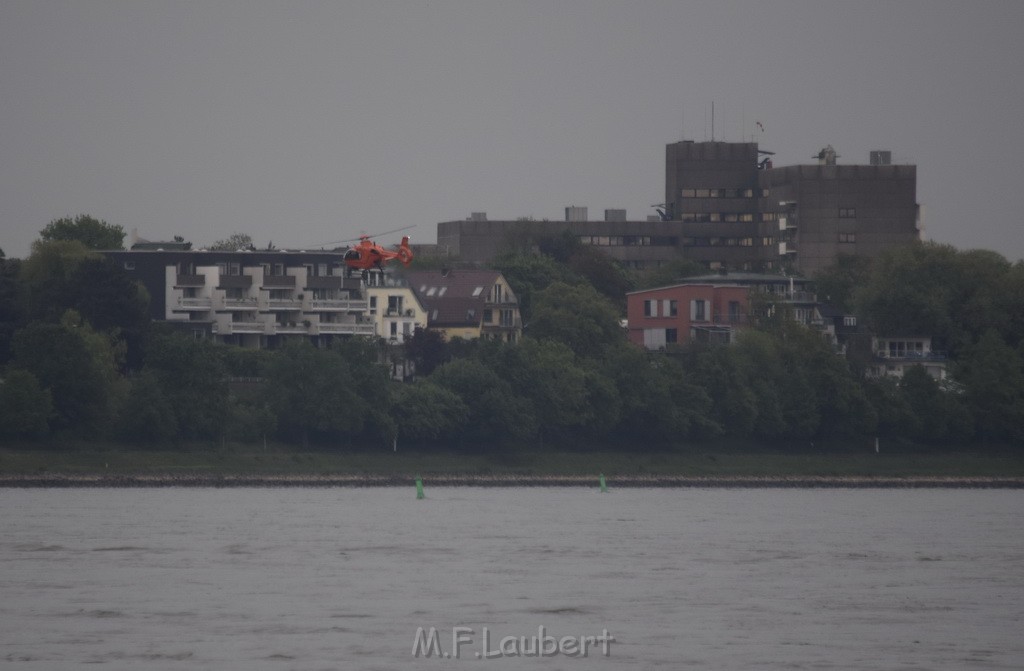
[304,224,417,249]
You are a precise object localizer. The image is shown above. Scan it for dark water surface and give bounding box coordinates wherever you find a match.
[1,488,1021,669]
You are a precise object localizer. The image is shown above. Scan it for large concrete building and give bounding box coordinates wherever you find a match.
[437,139,921,276]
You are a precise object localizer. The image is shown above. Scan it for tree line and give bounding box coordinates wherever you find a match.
[1,216,1023,449]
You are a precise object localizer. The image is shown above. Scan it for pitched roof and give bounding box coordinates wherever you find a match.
[405,269,502,327]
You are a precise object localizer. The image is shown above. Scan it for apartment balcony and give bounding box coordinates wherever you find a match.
[263,275,296,288]
[317,322,375,336]
[213,320,266,335]
[267,299,304,310]
[482,316,523,331]
[874,350,947,361]
[306,276,344,290]
[218,275,253,289]
[778,216,797,231]
[686,313,748,326]
[779,241,797,255]
[219,297,260,310]
[309,298,368,311]
[174,297,213,311]
[273,322,308,334]
[785,291,817,303]
[176,274,205,287]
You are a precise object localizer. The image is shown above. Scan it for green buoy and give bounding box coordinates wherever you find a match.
[415,476,424,500]
[599,473,607,493]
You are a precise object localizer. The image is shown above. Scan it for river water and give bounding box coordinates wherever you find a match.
[1,487,1021,669]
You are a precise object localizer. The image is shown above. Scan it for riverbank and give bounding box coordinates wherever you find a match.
[1,473,1023,488]
[2,448,1023,487]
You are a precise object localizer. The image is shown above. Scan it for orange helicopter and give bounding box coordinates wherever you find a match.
[333,226,415,275]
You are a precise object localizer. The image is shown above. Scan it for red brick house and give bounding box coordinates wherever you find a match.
[626,283,750,349]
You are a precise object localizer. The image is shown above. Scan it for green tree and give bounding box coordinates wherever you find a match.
[477,339,596,442]
[209,233,254,251]
[392,380,468,444]
[899,366,973,444]
[856,243,1010,357]
[527,281,625,359]
[490,251,579,322]
[143,331,228,440]
[634,258,706,290]
[0,369,53,439]
[262,341,368,448]
[19,240,97,324]
[566,246,636,308]
[10,315,119,435]
[404,327,450,377]
[598,345,717,444]
[863,376,920,440]
[954,329,1024,444]
[0,255,24,365]
[812,254,873,312]
[39,214,125,250]
[430,358,536,445]
[689,344,759,437]
[115,370,178,444]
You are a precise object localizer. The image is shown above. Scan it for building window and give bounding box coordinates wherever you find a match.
[483,309,492,323]
[728,301,742,322]
[691,299,708,321]
[665,328,678,344]
[839,208,857,218]
[123,262,136,270]
[843,316,857,327]
[644,300,658,317]
[681,188,696,198]
[839,233,856,243]
[369,296,377,314]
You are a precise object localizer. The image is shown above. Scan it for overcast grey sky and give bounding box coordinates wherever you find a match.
[2,1,1023,261]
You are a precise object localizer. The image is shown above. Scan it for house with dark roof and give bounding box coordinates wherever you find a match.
[405,269,522,342]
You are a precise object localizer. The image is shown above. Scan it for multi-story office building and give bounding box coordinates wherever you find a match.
[437,139,920,276]
[663,140,782,272]
[665,141,921,275]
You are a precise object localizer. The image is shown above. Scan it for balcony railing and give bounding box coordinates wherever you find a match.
[221,297,260,310]
[309,299,368,311]
[175,298,212,310]
[317,322,375,335]
[176,274,205,287]
[214,320,265,334]
[267,299,303,310]
[875,350,947,361]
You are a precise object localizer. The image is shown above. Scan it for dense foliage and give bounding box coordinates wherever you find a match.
[2,232,1024,450]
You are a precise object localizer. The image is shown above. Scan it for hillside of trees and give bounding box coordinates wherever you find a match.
[2,217,1024,450]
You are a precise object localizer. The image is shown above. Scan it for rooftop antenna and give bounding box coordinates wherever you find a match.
[712,101,715,141]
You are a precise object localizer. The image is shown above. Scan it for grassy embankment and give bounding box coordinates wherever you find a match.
[1,441,1023,479]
